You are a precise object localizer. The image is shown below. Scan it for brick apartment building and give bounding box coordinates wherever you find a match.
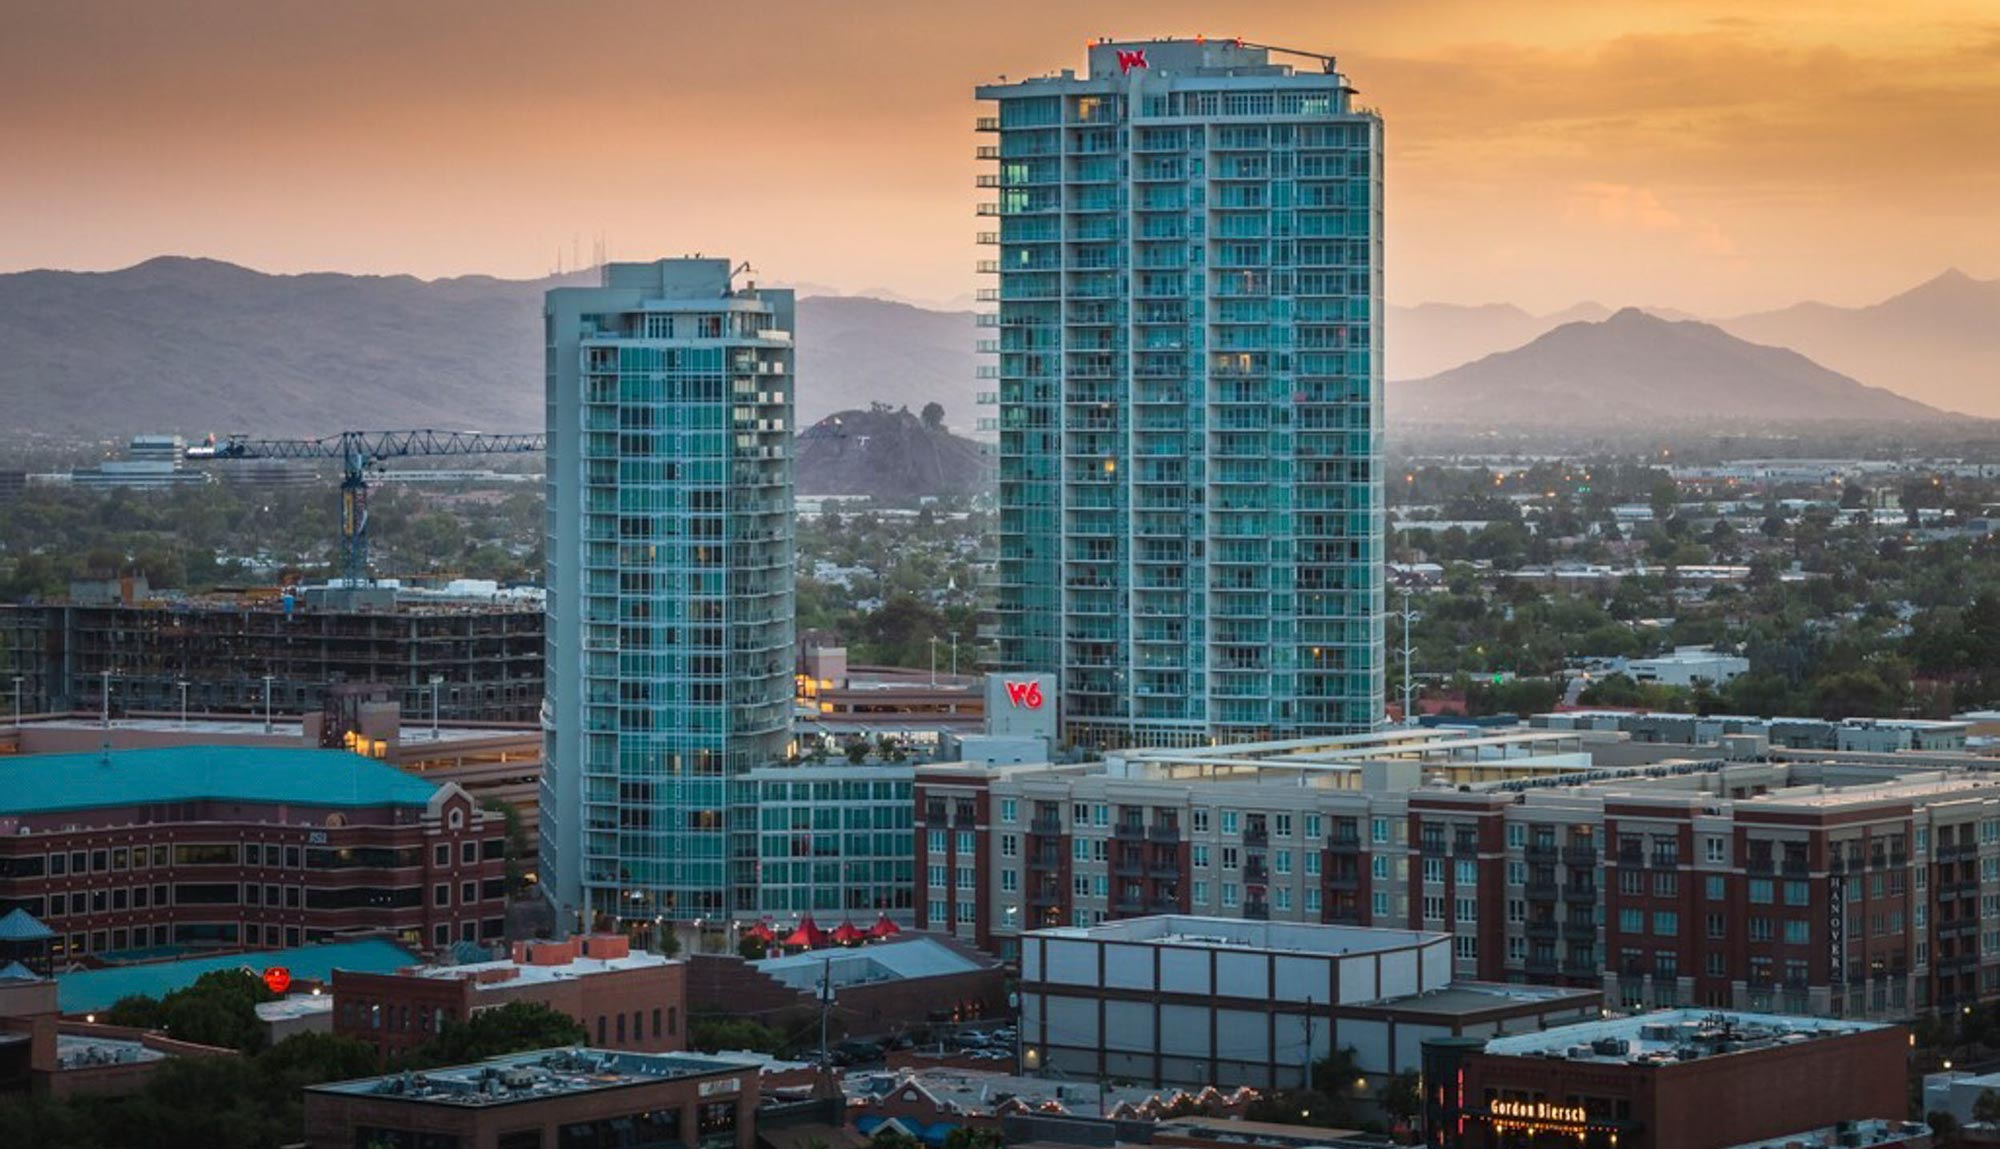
[0,745,508,964]
[332,934,685,1058]
[920,728,2000,1019]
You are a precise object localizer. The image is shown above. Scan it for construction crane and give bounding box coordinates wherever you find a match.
[188,430,545,586]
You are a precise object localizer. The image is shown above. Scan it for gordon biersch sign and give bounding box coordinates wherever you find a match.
[1004,680,1045,709]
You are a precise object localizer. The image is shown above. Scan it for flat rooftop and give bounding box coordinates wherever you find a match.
[14,715,524,746]
[400,950,674,989]
[1363,981,1598,1019]
[55,1033,164,1070]
[1030,916,1441,956]
[1481,1009,1888,1066]
[312,1047,757,1108]
[755,937,984,991]
[0,745,439,816]
[1723,1120,1931,1149]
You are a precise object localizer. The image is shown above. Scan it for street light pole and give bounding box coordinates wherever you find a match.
[261,674,275,734]
[177,680,189,728]
[99,668,111,729]
[429,673,444,739]
[928,637,938,687]
[11,676,21,729]
[951,633,959,680]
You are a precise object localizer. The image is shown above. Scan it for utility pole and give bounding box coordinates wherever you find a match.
[1394,590,1417,724]
[1302,995,1315,1090]
[818,957,835,1073]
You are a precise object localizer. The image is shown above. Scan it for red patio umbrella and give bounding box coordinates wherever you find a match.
[743,920,775,943]
[867,914,902,939]
[830,920,866,945]
[783,913,829,949]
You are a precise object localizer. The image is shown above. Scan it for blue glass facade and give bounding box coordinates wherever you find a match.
[979,41,1386,748]
[542,260,795,926]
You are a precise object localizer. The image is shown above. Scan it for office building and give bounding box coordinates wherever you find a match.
[543,259,796,929]
[1420,1010,1910,1149]
[730,765,914,922]
[0,745,507,963]
[332,933,685,1058]
[979,38,1386,748]
[303,1048,761,1149]
[1018,915,1598,1091]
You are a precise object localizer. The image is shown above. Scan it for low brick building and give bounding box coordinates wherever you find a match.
[1420,1009,1911,1149]
[686,935,1004,1042]
[332,934,685,1058]
[304,1047,759,1149]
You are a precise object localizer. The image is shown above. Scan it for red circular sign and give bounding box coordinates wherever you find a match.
[263,967,292,994]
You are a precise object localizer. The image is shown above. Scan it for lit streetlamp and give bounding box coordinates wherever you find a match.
[261,674,275,734]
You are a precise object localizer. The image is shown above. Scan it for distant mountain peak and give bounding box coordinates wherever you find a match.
[1391,310,1945,429]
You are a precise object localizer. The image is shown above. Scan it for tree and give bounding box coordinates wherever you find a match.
[921,402,946,431]
[1975,1089,2000,1127]
[403,1000,585,1068]
[738,933,771,961]
[872,1130,924,1149]
[479,796,531,896]
[690,1016,785,1054]
[943,1129,1004,1149]
[1381,1070,1422,1127]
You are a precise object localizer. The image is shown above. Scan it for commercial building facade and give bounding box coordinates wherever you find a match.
[304,1048,761,1149]
[979,38,1386,749]
[1420,1010,1910,1149]
[926,730,2000,1020]
[543,259,796,928]
[1018,916,1598,1091]
[332,934,685,1059]
[0,746,507,963]
[730,765,914,922]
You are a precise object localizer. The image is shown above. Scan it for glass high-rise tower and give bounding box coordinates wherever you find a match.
[541,259,795,928]
[979,39,1385,749]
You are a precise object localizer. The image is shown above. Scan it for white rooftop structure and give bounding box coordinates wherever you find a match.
[1481,1009,1886,1066]
[1031,915,1436,958]
[754,937,984,992]
[400,949,675,990]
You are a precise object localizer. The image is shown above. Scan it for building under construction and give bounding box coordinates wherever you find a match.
[0,581,544,724]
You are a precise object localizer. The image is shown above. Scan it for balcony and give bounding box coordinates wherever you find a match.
[1148,824,1182,843]
[1563,919,1598,940]
[1149,860,1182,880]
[1324,872,1360,892]
[1563,883,1599,902]
[1525,881,1558,901]
[1562,957,1602,979]
[1453,840,1480,859]
[1148,898,1182,914]
[1113,860,1145,879]
[1526,919,1560,940]
[1029,816,1063,835]
[1243,900,1271,921]
[1525,844,1560,865]
[1244,826,1270,848]
[1525,954,1561,976]
[1328,834,1362,854]
[1245,860,1271,882]
[1939,843,1978,863]
[1028,854,1062,873]
[1747,857,1775,876]
[1114,822,1146,841]
[1563,845,1600,867]
[1115,893,1147,913]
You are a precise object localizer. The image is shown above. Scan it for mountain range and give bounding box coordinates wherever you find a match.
[1390,309,1947,428]
[0,257,979,440]
[0,257,1988,444]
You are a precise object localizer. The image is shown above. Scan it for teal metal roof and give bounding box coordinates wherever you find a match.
[0,908,55,941]
[56,938,418,1013]
[0,746,439,815]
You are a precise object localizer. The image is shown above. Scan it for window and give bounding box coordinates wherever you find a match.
[1221,811,1239,835]
[1305,815,1321,838]
[1783,880,1809,906]
[1423,858,1443,885]
[1000,869,1018,893]
[1305,888,1321,912]
[434,884,450,906]
[1748,916,1772,941]
[1455,860,1477,886]
[1372,892,1390,917]
[956,831,974,854]
[435,844,449,867]
[955,866,974,891]
[1706,913,1725,939]
[1618,908,1643,934]
[1652,911,1678,937]
[1193,809,1210,833]
[1222,884,1239,908]
[1275,888,1292,911]
[1455,935,1478,960]
[1372,855,1389,880]
[1455,897,1476,924]
[1193,880,1209,905]
[1507,861,1525,886]
[1193,845,1210,868]
[955,902,975,924]
[927,865,946,889]
[1748,879,1774,904]
[1000,835,1018,859]
[1371,818,1390,844]
[1783,920,1809,945]
[1222,847,1239,870]
[1706,874,1725,900]
[999,799,1017,823]
[1275,852,1292,876]
[1274,814,1292,839]
[1507,824,1526,849]
[1305,853,1321,877]
[1704,837,1727,863]
[1423,895,1445,921]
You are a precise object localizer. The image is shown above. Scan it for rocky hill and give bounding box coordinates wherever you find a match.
[795,405,987,498]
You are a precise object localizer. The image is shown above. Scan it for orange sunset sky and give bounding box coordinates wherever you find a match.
[3,0,1997,314]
